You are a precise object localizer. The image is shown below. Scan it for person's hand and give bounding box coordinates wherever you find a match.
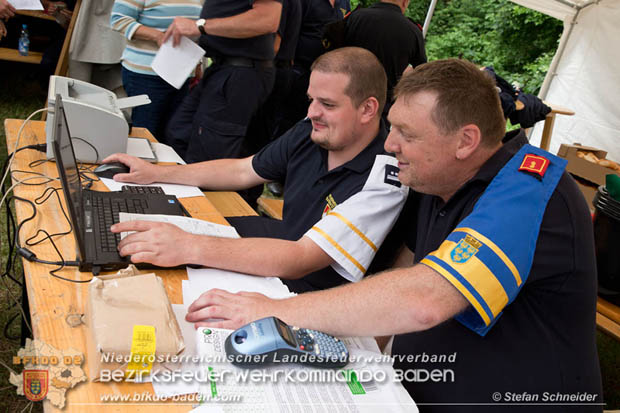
[112,220,199,267]
[101,153,160,184]
[161,17,200,47]
[0,0,16,19]
[45,1,65,14]
[186,289,277,329]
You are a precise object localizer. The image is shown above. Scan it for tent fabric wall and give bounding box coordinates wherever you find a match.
[511,0,579,20]
[510,0,620,162]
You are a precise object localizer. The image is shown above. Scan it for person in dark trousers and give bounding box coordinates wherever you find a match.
[279,0,351,133]
[162,0,282,164]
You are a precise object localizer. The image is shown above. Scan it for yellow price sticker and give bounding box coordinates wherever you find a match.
[126,325,156,378]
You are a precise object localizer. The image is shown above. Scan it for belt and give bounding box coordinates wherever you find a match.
[212,56,273,69]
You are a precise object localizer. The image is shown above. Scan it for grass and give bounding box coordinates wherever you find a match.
[0,61,46,413]
[0,61,619,411]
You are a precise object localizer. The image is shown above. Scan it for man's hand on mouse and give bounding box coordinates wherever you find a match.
[111,220,200,267]
[101,153,159,184]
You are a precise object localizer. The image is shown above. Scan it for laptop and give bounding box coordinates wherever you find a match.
[52,94,186,274]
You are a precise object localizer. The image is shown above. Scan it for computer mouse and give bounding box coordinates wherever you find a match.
[93,162,130,179]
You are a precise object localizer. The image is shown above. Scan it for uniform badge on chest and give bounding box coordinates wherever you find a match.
[322,194,338,217]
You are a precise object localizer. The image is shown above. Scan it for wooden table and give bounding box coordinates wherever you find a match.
[4,119,230,412]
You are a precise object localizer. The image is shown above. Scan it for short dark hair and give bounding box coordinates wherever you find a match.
[394,59,506,147]
[311,47,387,114]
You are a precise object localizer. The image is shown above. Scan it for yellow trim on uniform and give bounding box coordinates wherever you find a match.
[327,211,377,252]
[455,227,522,286]
[431,240,509,318]
[421,258,492,326]
[310,226,366,274]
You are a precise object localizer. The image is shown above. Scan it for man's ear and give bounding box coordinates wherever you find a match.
[359,97,380,123]
[455,124,482,160]
[400,0,410,13]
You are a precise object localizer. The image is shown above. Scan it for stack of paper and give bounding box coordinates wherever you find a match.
[189,327,418,412]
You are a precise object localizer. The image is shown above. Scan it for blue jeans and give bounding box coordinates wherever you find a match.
[121,67,189,144]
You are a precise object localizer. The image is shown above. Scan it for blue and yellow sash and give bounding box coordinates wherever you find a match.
[421,144,567,336]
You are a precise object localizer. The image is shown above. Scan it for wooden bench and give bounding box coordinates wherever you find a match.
[597,297,620,341]
[0,10,58,66]
[257,195,283,220]
[0,47,43,64]
[204,191,258,217]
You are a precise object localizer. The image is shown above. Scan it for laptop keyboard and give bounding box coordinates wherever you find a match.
[122,185,165,195]
[95,196,146,252]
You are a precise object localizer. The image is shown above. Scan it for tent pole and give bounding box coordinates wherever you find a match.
[422,0,439,38]
[539,9,580,99]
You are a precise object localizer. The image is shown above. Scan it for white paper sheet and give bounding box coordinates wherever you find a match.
[182,279,193,306]
[150,304,201,398]
[186,267,294,304]
[152,142,186,164]
[118,212,240,240]
[126,137,156,160]
[99,177,204,198]
[8,0,43,10]
[152,36,205,89]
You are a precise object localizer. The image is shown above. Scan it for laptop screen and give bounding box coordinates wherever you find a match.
[52,95,86,261]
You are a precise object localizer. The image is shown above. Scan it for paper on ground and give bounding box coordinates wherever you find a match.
[150,304,201,398]
[118,212,240,240]
[152,36,205,89]
[186,267,294,305]
[190,327,417,413]
[99,177,204,198]
[8,0,43,10]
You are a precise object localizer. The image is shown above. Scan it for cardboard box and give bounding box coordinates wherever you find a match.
[86,272,185,381]
[557,144,620,208]
[557,143,620,186]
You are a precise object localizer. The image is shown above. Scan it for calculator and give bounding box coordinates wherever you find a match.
[225,317,349,368]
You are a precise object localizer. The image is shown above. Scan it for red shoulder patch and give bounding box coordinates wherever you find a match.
[519,154,549,179]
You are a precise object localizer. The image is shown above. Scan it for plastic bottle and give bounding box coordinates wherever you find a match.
[18,24,30,57]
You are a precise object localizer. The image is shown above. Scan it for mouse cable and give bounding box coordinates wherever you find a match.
[0,175,59,287]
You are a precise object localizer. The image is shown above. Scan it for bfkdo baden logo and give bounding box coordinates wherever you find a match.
[23,370,49,402]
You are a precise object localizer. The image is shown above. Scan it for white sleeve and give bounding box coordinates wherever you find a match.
[304,155,409,282]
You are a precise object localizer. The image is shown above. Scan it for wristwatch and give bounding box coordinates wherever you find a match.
[195,18,206,35]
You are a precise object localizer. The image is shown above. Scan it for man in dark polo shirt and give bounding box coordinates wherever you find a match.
[344,0,426,111]
[185,59,603,411]
[106,48,408,293]
[161,0,281,163]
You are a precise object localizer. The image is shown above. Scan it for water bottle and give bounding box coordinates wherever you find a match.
[18,24,30,57]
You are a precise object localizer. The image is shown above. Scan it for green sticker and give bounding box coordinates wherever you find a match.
[345,370,366,395]
[203,329,212,335]
[208,366,218,397]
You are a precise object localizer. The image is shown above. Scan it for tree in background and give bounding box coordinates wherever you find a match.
[350,0,563,94]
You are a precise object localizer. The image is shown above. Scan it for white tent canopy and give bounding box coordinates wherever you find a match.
[509,0,620,161]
